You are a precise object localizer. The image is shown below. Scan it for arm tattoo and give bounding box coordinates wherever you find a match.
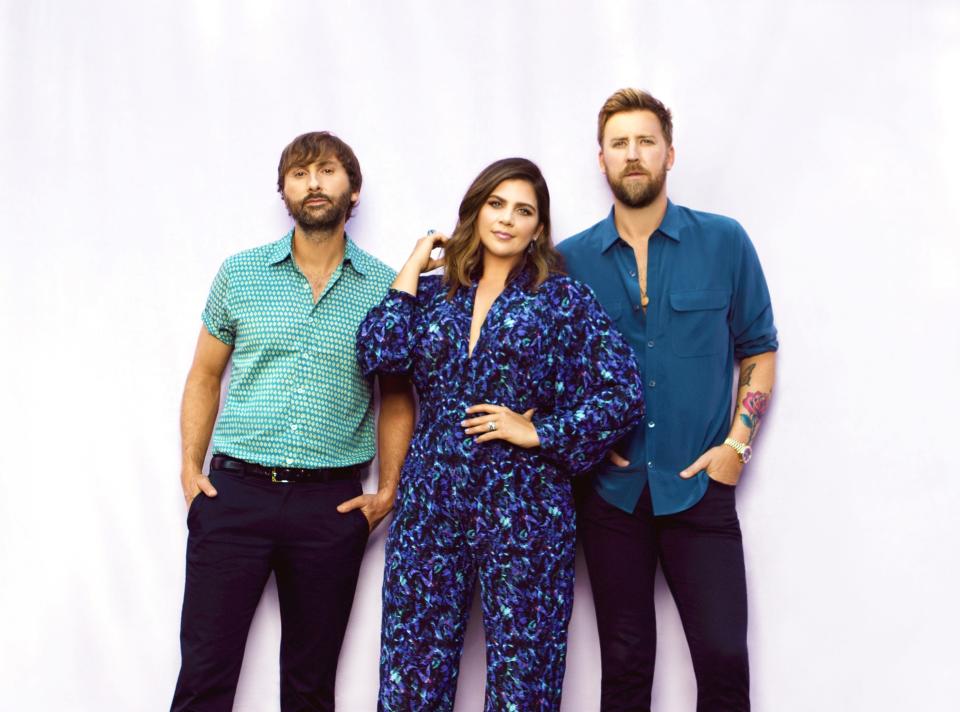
[739,390,770,444]
[738,363,756,389]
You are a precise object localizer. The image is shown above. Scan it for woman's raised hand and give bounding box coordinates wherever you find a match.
[392,231,448,295]
[462,404,539,449]
[407,231,448,273]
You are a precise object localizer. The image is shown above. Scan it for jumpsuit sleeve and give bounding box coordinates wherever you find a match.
[356,289,420,377]
[533,280,645,475]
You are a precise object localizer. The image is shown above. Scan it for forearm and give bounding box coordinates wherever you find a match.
[391,262,423,296]
[376,378,416,495]
[729,350,776,445]
[180,369,222,473]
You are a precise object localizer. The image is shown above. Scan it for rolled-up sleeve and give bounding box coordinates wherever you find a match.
[731,229,778,359]
[534,281,645,475]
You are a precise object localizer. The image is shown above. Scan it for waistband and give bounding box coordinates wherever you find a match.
[210,454,363,484]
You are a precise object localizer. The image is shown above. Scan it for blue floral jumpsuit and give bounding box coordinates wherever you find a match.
[357,272,644,711]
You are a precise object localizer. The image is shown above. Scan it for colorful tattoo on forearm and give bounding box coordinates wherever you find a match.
[740,390,770,444]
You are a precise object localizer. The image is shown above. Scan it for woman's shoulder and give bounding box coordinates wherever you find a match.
[536,273,599,305]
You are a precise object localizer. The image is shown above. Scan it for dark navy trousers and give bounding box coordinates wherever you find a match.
[171,465,369,712]
[579,480,749,712]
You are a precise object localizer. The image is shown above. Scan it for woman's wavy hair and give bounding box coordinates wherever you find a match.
[443,157,564,298]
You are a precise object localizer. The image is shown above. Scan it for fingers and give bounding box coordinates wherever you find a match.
[680,452,710,479]
[608,450,630,467]
[462,417,500,436]
[522,408,536,420]
[336,495,367,513]
[196,475,218,497]
[464,403,506,415]
[473,429,505,444]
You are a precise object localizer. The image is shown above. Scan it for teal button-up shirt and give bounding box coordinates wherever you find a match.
[202,231,396,468]
[559,202,778,515]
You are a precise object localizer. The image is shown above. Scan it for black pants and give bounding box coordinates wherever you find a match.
[579,481,749,712]
[171,465,369,712]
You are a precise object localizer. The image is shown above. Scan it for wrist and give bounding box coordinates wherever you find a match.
[722,437,752,464]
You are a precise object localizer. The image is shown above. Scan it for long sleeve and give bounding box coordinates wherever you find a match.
[356,289,421,377]
[730,226,778,358]
[534,280,645,475]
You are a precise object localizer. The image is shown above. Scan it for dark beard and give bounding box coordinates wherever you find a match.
[285,190,352,232]
[607,163,667,209]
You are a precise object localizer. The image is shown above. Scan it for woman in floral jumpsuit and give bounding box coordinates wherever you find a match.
[357,158,644,711]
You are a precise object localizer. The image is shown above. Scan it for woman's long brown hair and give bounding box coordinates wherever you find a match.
[443,157,565,298]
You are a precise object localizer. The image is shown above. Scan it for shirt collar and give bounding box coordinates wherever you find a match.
[600,199,682,253]
[266,229,369,276]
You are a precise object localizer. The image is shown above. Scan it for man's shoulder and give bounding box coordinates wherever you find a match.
[220,236,288,272]
[347,242,397,292]
[672,204,748,246]
[352,243,396,278]
[556,217,609,258]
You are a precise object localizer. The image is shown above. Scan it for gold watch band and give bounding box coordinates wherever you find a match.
[723,437,748,461]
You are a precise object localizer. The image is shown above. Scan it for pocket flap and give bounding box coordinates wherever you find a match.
[669,290,729,312]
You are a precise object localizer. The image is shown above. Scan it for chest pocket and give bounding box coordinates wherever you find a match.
[669,290,730,358]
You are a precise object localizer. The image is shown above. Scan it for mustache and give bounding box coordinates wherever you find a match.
[620,163,649,178]
[301,193,332,207]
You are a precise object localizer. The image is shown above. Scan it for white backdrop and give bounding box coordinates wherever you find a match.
[2,1,959,710]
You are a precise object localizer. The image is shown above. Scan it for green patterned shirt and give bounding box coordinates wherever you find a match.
[202,231,396,468]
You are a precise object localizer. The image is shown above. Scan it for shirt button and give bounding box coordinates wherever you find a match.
[647,421,656,428]
[647,461,655,469]
[629,270,637,277]
[633,304,640,312]
[648,379,656,387]
[647,340,655,348]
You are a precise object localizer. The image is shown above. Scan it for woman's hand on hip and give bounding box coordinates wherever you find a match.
[462,404,539,448]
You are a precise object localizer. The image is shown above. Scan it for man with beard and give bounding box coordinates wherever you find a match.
[558,90,778,711]
[171,131,415,712]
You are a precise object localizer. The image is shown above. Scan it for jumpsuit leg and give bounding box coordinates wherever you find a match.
[378,499,477,712]
[478,499,577,712]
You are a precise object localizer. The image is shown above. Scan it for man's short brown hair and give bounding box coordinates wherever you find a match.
[277,131,362,215]
[597,89,673,146]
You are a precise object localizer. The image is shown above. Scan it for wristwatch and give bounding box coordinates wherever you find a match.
[723,438,753,464]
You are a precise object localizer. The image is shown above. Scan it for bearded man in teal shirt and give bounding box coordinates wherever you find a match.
[171,132,415,712]
[558,90,778,712]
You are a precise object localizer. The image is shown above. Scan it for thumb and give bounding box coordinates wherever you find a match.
[337,495,365,513]
[197,475,218,497]
[522,408,536,421]
[680,453,710,479]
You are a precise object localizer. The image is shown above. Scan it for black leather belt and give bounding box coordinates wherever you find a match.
[211,455,363,483]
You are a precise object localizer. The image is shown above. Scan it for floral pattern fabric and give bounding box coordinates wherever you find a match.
[357,272,644,711]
